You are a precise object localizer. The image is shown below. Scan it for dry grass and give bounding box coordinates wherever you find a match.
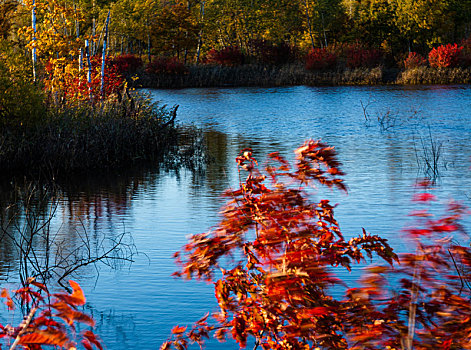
[397,67,471,85]
[137,63,388,88]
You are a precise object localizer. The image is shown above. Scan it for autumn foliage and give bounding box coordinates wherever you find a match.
[204,46,245,66]
[305,48,337,71]
[403,52,427,69]
[44,55,125,103]
[162,141,471,350]
[344,43,383,69]
[249,40,296,65]
[145,57,188,75]
[0,279,101,350]
[428,43,463,68]
[110,54,143,76]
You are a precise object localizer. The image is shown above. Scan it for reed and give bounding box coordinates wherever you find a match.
[0,91,202,176]
[397,67,471,85]
[137,63,388,88]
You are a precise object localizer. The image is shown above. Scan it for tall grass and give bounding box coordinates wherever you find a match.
[397,67,471,85]
[0,91,202,176]
[137,63,387,88]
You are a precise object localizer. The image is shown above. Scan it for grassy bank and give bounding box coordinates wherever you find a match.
[396,66,471,85]
[136,63,471,88]
[138,63,386,88]
[0,91,204,177]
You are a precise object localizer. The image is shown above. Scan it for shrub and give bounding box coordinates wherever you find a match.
[145,57,188,75]
[110,54,143,76]
[204,46,245,66]
[346,44,383,68]
[0,40,45,126]
[44,55,125,103]
[403,52,427,69]
[0,280,101,350]
[162,142,471,350]
[249,39,295,65]
[305,48,337,70]
[163,141,398,349]
[428,43,463,68]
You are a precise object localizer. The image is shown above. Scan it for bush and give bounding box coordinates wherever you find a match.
[145,57,188,75]
[44,55,125,104]
[0,280,101,350]
[345,43,383,68]
[249,39,295,65]
[305,48,337,70]
[163,143,471,350]
[204,46,245,66]
[0,40,46,126]
[403,52,427,69]
[110,54,143,76]
[0,92,183,174]
[428,43,463,68]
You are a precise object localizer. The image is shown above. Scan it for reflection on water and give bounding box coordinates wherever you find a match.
[1,85,471,349]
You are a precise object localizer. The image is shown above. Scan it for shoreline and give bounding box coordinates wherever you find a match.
[135,64,471,89]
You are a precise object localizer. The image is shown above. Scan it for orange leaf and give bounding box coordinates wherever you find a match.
[171,325,187,334]
[19,330,68,347]
[160,341,172,350]
[69,280,86,305]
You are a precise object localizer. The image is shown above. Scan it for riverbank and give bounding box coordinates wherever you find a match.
[136,63,471,88]
[0,92,205,178]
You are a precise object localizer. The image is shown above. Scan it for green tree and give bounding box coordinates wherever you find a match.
[149,1,199,59]
[448,0,471,42]
[346,0,399,48]
[393,0,453,50]
[299,0,345,50]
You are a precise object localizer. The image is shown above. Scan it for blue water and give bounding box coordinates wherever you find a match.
[2,85,471,349]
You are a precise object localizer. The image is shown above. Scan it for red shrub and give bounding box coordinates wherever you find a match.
[340,42,383,68]
[109,54,143,76]
[205,46,245,66]
[0,280,101,350]
[162,143,471,350]
[45,55,125,102]
[249,39,295,65]
[305,48,337,70]
[428,43,463,68]
[145,57,188,75]
[403,52,427,69]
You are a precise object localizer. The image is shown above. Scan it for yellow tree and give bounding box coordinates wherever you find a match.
[19,0,86,97]
[393,0,453,50]
[150,1,199,60]
[0,0,19,39]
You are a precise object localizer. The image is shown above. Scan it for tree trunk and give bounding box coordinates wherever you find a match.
[304,0,316,50]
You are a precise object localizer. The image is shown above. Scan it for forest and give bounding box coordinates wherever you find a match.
[2,0,471,83]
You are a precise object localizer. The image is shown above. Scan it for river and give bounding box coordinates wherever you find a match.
[1,85,471,349]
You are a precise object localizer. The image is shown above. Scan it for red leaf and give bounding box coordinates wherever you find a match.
[306,307,329,316]
[413,193,437,202]
[82,330,103,350]
[82,339,93,350]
